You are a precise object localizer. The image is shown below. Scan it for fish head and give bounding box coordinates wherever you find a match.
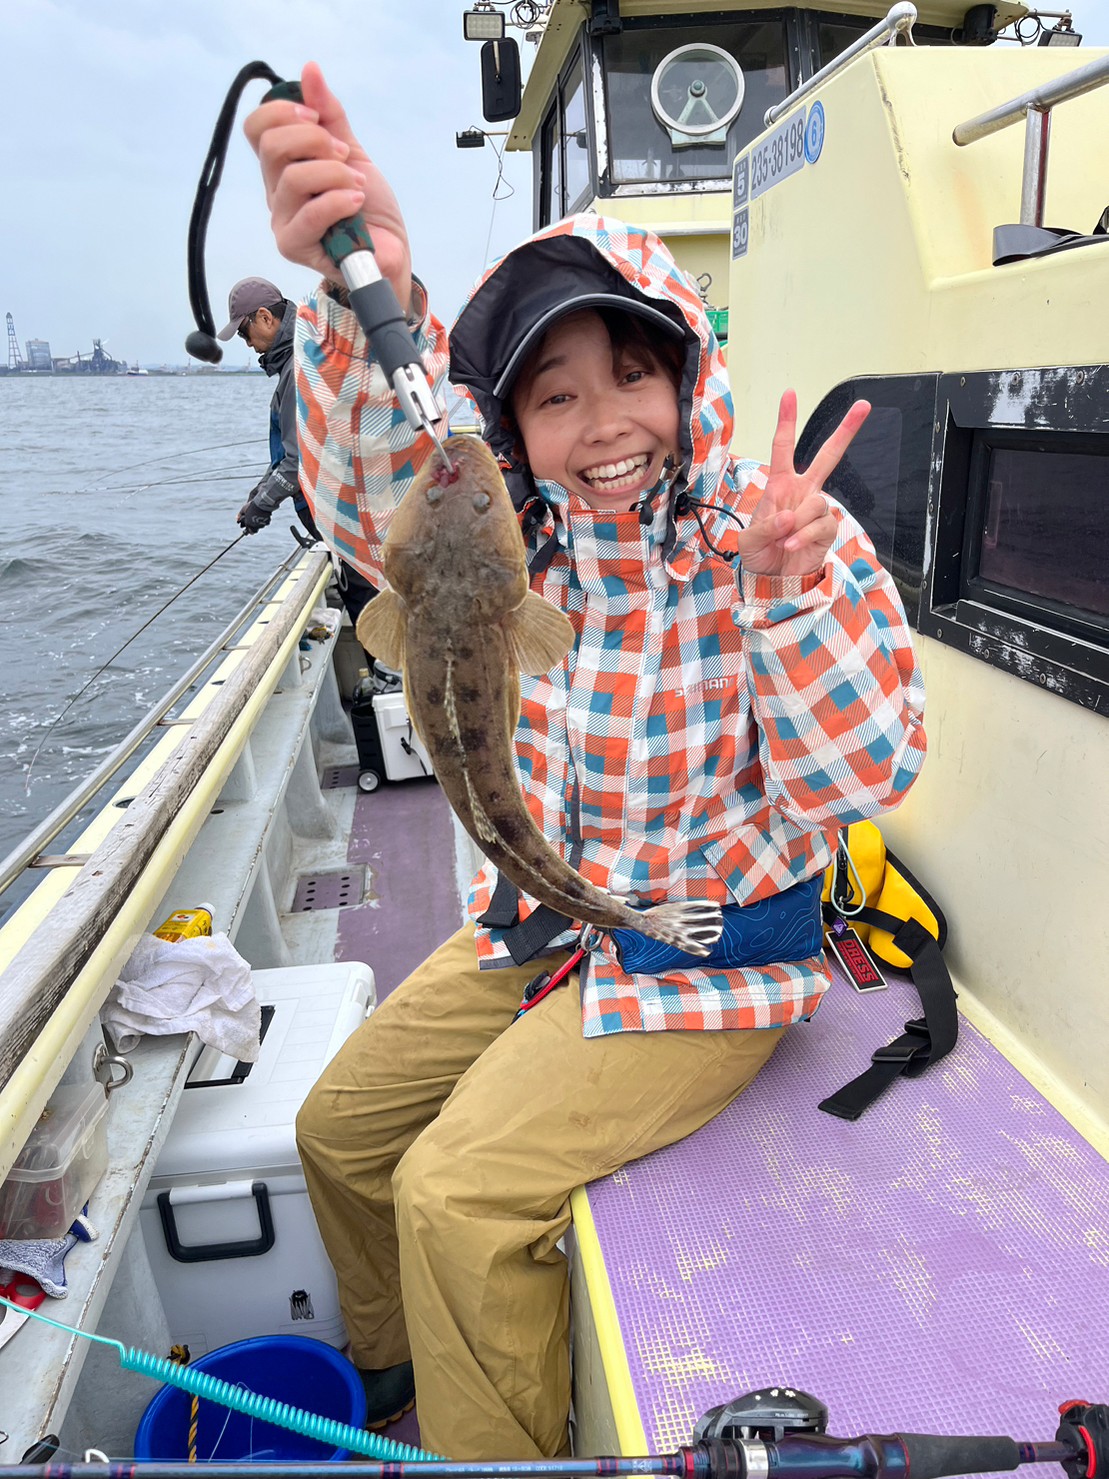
[384,434,530,621]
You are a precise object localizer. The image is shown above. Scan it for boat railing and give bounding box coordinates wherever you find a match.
[0,547,313,902]
[0,548,332,1140]
[764,1,917,126]
[952,51,1109,226]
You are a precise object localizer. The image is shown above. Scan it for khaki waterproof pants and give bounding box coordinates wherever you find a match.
[296,925,782,1461]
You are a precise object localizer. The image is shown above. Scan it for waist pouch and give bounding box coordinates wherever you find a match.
[609,875,824,976]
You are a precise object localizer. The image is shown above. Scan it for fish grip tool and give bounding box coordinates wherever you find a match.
[260,78,453,478]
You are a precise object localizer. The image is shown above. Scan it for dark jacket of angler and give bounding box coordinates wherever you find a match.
[357,434,723,957]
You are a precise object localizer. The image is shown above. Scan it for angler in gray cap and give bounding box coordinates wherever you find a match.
[220,275,378,630]
[218,276,300,534]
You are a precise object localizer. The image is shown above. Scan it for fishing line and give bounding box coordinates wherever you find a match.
[82,439,266,491]
[114,470,263,498]
[23,533,248,794]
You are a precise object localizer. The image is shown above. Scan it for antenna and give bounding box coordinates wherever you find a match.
[6,312,25,370]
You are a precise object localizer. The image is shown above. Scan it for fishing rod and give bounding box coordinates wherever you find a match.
[184,65,454,478]
[22,534,248,793]
[1,1300,1105,1479]
[0,1394,1105,1479]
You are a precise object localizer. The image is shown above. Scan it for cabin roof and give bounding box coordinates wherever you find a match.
[509,0,1031,150]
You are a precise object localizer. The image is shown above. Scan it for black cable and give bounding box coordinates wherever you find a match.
[185,62,282,362]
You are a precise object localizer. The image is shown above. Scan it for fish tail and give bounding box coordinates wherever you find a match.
[639,900,724,957]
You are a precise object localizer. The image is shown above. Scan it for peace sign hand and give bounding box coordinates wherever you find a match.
[737,390,870,579]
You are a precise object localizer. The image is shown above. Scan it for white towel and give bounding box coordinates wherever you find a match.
[102,933,261,1062]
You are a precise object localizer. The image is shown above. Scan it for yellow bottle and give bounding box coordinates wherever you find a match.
[153,904,214,942]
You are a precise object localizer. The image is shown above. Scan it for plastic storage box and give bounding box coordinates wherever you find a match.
[372,690,434,782]
[139,961,374,1356]
[0,1082,109,1239]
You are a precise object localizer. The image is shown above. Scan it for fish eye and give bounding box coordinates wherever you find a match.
[472,493,491,511]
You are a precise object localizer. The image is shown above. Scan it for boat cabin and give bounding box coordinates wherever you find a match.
[501,0,1032,308]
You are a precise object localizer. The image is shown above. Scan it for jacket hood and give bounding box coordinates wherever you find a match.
[449,216,736,558]
[259,301,297,378]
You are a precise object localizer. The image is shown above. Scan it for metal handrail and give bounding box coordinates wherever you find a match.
[764,2,917,127]
[952,52,1109,226]
[0,548,307,900]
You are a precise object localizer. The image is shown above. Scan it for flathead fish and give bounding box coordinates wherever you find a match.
[357,434,722,957]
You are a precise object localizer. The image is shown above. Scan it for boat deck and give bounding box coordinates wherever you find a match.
[336,772,462,1002]
[571,960,1109,1455]
[324,769,1109,1460]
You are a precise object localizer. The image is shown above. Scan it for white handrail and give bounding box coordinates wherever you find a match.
[764,2,917,127]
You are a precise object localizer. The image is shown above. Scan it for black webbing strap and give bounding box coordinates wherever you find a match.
[818,910,958,1121]
[476,872,574,964]
[478,871,520,929]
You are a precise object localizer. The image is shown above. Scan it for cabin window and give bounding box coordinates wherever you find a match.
[925,368,1109,712]
[538,51,592,224]
[601,19,789,187]
[963,438,1109,638]
[562,59,592,213]
[539,104,563,224]
[796,373,937,622]
[811,11,957,66]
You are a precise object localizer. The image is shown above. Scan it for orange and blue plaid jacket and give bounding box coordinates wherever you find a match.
[296,217,926,1036]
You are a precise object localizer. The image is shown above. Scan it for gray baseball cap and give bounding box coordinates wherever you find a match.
[217,277,283,341]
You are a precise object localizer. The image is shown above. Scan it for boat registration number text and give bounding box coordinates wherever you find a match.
[750,113,806,199]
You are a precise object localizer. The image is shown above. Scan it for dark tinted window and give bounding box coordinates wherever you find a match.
[796,375,938,621]
[540,105,562,224]
[816,14,956,63]
[603,21,788,185]
[969,443,1109,628]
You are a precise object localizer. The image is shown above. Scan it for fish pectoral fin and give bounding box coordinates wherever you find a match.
[356,589,408,671]
[503,593,575,676]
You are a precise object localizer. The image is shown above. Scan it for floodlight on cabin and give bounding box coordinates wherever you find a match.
[464,4,506,41]
[1038,17,1081,44]
[456,127,487,148]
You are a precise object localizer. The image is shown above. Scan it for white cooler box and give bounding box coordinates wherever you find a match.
[140,960,375,1356]
[372,690,434,782]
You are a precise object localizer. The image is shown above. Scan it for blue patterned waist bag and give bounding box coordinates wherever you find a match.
[609,875,824,976]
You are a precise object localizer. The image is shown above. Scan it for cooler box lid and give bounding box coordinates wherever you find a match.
[153,961,374,1182]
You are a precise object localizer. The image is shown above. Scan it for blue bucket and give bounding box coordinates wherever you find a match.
[133,1335,366,1463]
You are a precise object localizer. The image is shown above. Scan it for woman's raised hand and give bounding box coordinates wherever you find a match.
[737,390,870,579]
[244,62,412,311]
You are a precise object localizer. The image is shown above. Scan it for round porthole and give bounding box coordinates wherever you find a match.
[650,43,745,146]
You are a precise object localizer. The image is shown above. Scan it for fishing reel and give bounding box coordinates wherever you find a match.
[1056,1401,1109,1479]
[685,1388,1109,1479]
[694,1386,829,1442]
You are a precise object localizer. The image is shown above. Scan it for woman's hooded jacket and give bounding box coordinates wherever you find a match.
[295,214,926,1036]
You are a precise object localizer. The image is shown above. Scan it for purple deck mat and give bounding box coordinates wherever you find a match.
[337,778,461,1001]
[584,964,1109,1454]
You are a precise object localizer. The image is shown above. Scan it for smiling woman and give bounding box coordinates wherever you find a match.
[508,308,683,510]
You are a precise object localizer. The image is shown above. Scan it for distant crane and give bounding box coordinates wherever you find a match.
[6,313,25,370]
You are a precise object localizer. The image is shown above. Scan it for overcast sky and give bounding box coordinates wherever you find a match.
[5,0,536,368]
[5,0,1109,367]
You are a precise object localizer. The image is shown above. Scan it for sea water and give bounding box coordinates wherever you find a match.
[0,372,309,913]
